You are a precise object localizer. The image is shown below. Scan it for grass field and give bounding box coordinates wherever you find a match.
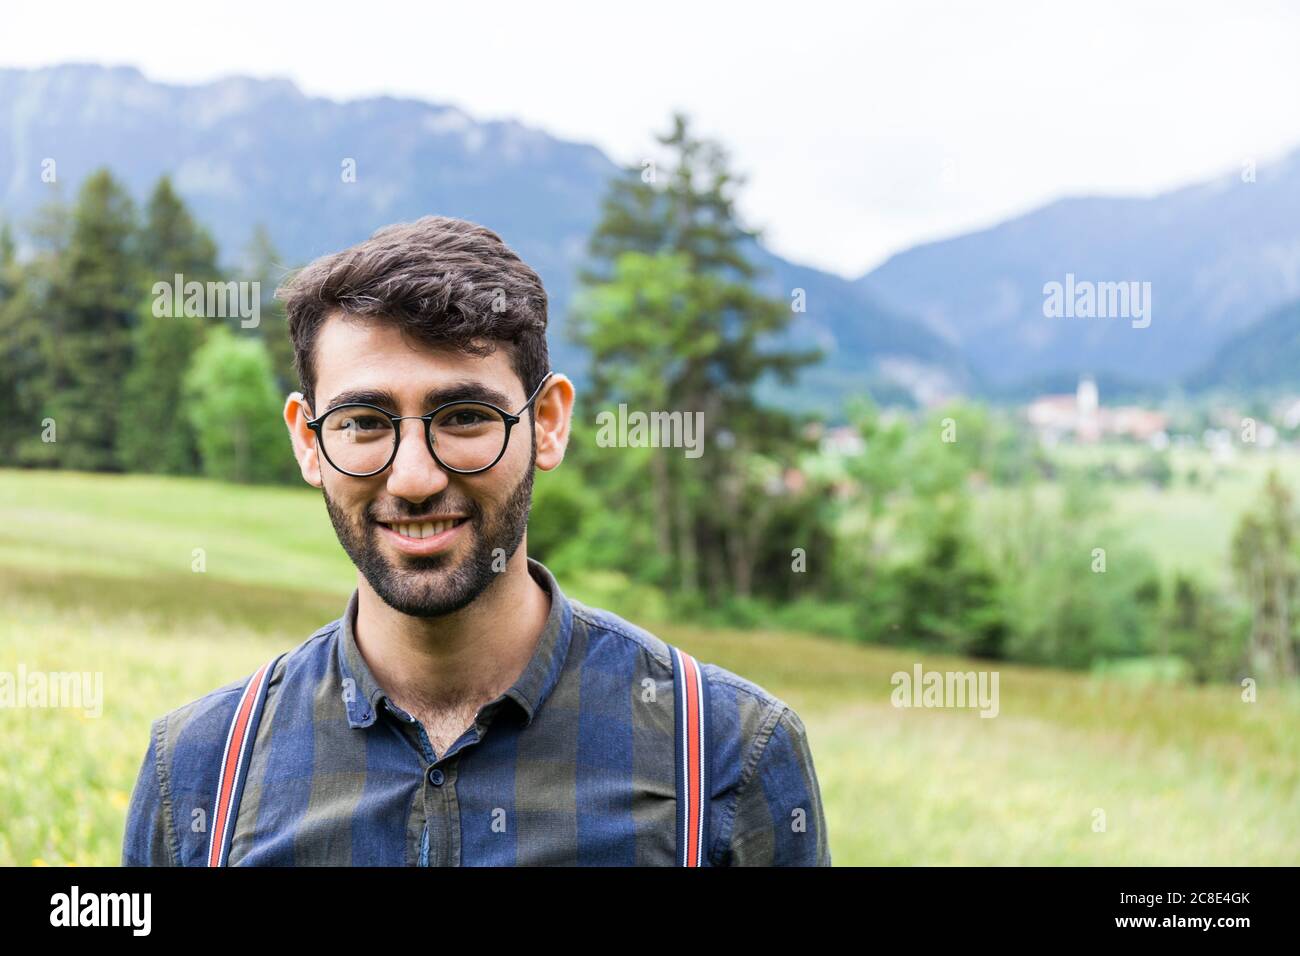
[1,468,1298,865]
[1032,444,1300,583]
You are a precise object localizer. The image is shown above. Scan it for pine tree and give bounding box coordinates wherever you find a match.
[1231,471,1300,679]
[574,113,820,598]
[43,170,140,471]
[241,224,296,392]
[0,220,38,462]
[117,176,221,474]
[5,195,74,466]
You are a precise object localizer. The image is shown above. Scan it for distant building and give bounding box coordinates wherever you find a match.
[1077,376,1099,415]
[1026,376,1168,445]
[819,425,865,457]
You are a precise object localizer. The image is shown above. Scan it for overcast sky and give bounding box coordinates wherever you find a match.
[4,0,1299,278]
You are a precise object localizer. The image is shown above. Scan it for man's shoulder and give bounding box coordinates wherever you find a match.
[125,618,343,866]
[565,595,820,856]
[147,618,342,765]
[566,597,795,731]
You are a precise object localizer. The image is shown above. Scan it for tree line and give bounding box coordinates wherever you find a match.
[0,171,295,482]
[1,117,1295,684]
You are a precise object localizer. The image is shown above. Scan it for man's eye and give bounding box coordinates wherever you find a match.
[440,409,492,428]
[333,414,388,431]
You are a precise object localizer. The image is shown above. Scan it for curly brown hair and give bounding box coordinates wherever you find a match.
[276,215,550,409]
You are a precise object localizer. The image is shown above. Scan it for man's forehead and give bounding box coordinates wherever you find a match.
[313,313,516,407]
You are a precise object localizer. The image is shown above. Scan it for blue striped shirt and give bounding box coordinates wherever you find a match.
[122,559,831,866]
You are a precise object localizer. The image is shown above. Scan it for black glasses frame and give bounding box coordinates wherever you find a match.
[305,372,554,477]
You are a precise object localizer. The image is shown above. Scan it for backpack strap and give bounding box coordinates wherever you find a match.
[207,653,283,867]
[669,645,712,867]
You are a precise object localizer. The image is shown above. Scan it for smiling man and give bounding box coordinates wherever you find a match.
[122,215,830,867]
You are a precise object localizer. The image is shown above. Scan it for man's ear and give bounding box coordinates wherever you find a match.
[534,374,575,472]
[284,391,323,488]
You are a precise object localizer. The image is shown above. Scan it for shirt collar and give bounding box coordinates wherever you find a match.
[336,557,574,730]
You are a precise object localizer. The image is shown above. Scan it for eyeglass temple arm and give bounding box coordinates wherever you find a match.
[518,371,555,413]
[298,396,321,427]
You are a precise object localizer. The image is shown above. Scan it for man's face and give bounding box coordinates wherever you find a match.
[300,315,538,617]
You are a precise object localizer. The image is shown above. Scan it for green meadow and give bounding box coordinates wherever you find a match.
[1,468,1297,866]
[1040,445,1300,582]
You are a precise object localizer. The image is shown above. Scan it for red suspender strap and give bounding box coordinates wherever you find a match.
[208,649,702,866]
[207,654,282,867]
[670,645,712,867]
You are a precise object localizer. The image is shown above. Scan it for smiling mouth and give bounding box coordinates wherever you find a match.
[378,517,470,540]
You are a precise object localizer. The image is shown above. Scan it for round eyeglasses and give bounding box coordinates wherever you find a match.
[305,372,553,477]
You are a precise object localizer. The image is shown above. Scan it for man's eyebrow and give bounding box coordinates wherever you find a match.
[320,381,515,413]
[323,387,400,411]
[424,380,514,409]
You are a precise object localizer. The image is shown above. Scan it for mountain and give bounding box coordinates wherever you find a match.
[0,63,965,414]
[1186,298,1300,393]
[857,150,1300,390]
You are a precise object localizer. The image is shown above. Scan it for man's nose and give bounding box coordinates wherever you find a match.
[386,418,450,501]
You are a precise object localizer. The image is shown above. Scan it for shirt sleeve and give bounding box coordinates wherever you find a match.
[121,720,178,866]
[726,704,832,866]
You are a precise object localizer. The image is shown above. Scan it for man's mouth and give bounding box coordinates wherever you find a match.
[378,516,470,540]
[377,516,471,542]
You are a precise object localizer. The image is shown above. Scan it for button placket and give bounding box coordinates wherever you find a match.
[419,758,457,866]
[400,710,441,866]
[437,761,459,866]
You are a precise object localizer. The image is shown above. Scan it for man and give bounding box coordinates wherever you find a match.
[122,215,831,866]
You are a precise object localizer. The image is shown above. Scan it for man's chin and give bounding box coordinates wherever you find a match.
[373,549,461,592]
[381,546,457,573]
[361,535,492,617]
[364,565,480,617]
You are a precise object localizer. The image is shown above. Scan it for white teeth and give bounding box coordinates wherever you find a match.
[391,520,458,539]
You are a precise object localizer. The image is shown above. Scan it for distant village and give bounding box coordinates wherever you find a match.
[1024,377,1300,458]
[1025,378,1168,447]
[811,376,1300,463]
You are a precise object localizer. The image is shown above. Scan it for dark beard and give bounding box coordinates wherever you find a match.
[322,456,535,618]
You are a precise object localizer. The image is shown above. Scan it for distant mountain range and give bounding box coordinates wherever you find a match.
[0,64,965,415]
[1185,298,1300,393]
[857,149,1300,392]
[1,63,1297,407]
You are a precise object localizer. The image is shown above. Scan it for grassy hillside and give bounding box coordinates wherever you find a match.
[981,445,1300,584]
[1,468,1297,865]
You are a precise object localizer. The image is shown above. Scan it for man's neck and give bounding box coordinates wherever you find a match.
[352,550,551,731]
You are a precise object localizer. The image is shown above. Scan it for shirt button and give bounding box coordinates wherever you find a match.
[427,767,445,786]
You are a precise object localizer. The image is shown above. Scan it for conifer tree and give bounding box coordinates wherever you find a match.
[117,176,221,473]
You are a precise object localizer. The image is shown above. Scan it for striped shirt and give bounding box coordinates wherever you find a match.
[122,558,831,866]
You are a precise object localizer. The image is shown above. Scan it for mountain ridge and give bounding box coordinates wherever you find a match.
[856,147,1300,389]
[0,63,966,414]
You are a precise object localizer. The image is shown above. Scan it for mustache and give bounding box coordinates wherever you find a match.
[364,500,479,524]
